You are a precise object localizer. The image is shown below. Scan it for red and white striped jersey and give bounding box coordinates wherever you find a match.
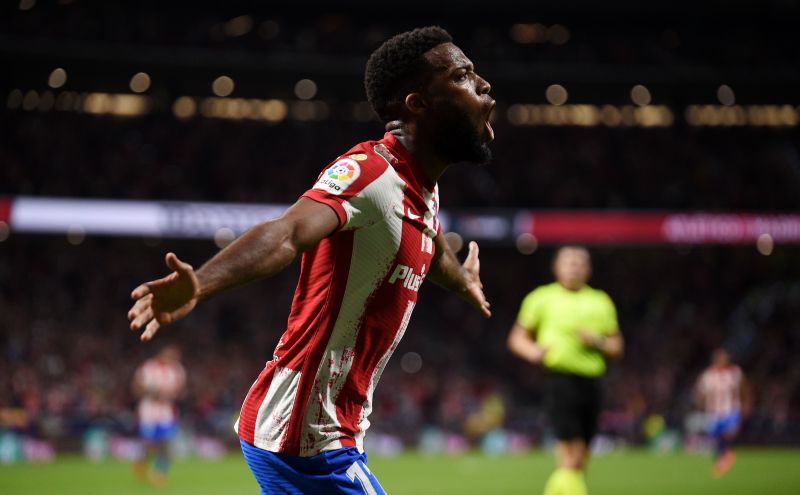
[236,133,441,456]
[698,365,743,416]
[135,358,186,424]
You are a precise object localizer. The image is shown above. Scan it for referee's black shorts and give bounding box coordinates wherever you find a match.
[544,371,602,444]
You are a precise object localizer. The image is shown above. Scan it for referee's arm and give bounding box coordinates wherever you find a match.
[578,329,624,360]
[507,321,547,365]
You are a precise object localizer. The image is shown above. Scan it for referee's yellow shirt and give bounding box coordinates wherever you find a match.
[517,282,619,377]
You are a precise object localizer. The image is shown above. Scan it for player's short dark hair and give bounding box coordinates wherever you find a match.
[364,26,453,122]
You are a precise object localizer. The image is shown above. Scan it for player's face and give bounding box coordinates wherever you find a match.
[554,249,591,290]
[421,43,495,165]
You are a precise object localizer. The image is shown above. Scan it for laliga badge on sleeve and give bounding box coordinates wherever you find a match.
[313,158,361,195]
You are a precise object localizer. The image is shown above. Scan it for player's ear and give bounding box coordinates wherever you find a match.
[403,92,428,116]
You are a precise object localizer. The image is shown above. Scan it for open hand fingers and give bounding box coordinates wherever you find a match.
[466,241,479,262]
[130,306,155,331]
[140,319,161,342]
[127,294,152,319]
[127,293,153,329]
[480,299,492,318]
[131,283,152,300]
[467,284,491,318]
[165,252,193,274]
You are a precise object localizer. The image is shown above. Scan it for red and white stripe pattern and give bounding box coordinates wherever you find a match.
[135,358,186,424]
[236,133,440,455]
[699,365,743,416]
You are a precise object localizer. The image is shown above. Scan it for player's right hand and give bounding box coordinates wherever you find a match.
[128,252,199,342]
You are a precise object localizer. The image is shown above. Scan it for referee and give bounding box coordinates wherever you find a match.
[508,246,623,495]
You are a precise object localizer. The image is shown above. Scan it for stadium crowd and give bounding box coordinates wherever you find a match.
[1,236,798,450]
[2,112,799,211]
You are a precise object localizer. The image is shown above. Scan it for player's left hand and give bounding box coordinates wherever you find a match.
[128,252,200,342]
[460,241,491,318]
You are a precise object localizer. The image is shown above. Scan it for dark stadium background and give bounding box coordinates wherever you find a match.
[1,0,799,467]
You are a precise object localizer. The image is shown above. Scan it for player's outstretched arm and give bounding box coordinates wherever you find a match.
[428,236,491,318]
[128,198,339,341]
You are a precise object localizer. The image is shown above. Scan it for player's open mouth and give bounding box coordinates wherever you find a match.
[484,101,496,142]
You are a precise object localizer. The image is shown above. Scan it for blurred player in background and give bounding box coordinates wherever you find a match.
[508,246,623,495]
[132,345,187,487]
[695,348,750,478]
[127,26,493,494]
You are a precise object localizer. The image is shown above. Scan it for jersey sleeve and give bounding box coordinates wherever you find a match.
[516,289,543,333]
[301,155,393,231]
[597,292,620,336]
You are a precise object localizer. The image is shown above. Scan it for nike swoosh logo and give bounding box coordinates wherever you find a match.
[406,209,421,220]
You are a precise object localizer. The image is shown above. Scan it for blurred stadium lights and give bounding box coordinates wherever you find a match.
[545,84,568,106]
[6,44,800,104]
[400,352,423,374]
[47,68,67,89]
[291,101,329,121]
[198,97,289,122]
[547,24,570,45]
[211,76,235,97]
[506,104,673,127]
[294,79,318,100]
[129,72,151,93]
[8,87,799,127]
[510,23,548,44]
[213,227,237,249]
[8,89,150,116]
[222,15,254,38]
[509,23,569,45]
[757,233,774,256]
[444,231,464,253]
[685,105,800,127]
[630,84,652,106]
[172,96,197,119]
[515,233,538,255]
[66,224,85,245]
[717,84,736,106]
[21,90,38,110]
[82,93,149,116]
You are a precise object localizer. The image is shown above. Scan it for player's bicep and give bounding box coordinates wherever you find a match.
[301,156,392,231]
[279,197,340,252]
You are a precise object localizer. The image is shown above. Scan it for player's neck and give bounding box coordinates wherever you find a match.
[386,123,448,184]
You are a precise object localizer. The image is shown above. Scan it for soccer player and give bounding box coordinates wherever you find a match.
[131,345,186,487]
[695,348,750,478]
[507,246,623,495]
[127,26,493,494]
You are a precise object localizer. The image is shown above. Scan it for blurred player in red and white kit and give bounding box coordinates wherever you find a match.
[127,26,493,494]
[132,345,186,486]
[695,348,751,478]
